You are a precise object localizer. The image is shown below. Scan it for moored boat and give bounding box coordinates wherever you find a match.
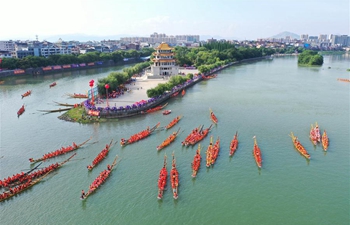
[17,104,25,117]
[165,116,182,130]
[21,90,32,99]
[191,144,201,177]
[181,89,186,97]
[322,130,329,151]
[49,82,57,88]
[87,140,114,170]
[171,91,179,98]
[337,78,350,82]
[163,110,171,115]
[252,136,262,168]
[66,93,88,98]
[229,132,238,156]
[53,101,76,107]
[290,132,311,160]
[157,155,167,200]
[202,74,217,80]
[29,138,91,163]
[146,103,168,113]
[157,128,180,151]
[0,153,76,202]
[38,108,72,113]
[120,122,160,146]
[81,155,119,200]
[209,108,218,124]
[170,153,179,199]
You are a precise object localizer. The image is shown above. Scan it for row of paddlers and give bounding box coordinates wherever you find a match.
[157,153,179,200]
[1,108,330,202]
[1,136,121,202]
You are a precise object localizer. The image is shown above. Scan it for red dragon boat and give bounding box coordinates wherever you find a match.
[17,105,25,117]
[181,89,186,97]
[210,136,220,166]
[146,103,168,113]
[29,138,91,164]
[205,136,214,167]
[170,153,179,199]
[290,132,311,160]
[184,124,212,146]
[21,90,32,99]
[322,130,329,151]
[81,155,119,200]
[156,128,180,151]
[309,122,321,145]
[252,136,262,168]
[229,132,238,156]
[49,82,57,88]
[0,153,76,202]
[191,144,201,177]
[165,116,182,130]
[120,122,160,146]
[209,108,218,124]
[87,140,114,170]
[157,155,167,200]
[0,162,42,188]
[181,125,203,145]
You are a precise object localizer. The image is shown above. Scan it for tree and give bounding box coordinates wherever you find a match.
[298,50,323,66]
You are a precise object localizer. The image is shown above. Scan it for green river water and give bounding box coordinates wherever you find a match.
[0,55,349,225]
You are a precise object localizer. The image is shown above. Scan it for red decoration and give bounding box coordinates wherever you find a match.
[89,80,95,105]
[105,84,110,89]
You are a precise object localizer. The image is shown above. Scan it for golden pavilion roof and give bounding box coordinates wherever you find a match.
[152,59,175,62]
[155,42,173,50]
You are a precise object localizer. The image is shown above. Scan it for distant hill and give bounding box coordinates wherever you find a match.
[270,31,300,40]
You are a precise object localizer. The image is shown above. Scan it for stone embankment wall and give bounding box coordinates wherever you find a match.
[85,56,272,119]
[0,59,143,78]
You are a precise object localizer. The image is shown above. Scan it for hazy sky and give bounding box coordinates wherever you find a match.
[2,0,349,41]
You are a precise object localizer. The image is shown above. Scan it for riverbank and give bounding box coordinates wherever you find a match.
[0,58,144,78]
[59,56,271,122]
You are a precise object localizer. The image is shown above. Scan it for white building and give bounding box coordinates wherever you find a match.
[150,42,179,76]
[0,41,15,51]
[40,45,61,57]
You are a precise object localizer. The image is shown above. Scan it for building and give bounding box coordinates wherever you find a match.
[0,50,12,58]
[40,45,61,57]
[150,42,178,76]
[0,41,15,51]
[300,34,308,41]
[331,35,350,46]
[121,32,200,45]
[319,34,328,41]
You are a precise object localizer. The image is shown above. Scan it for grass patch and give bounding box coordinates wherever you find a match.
[60,107,111,124]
